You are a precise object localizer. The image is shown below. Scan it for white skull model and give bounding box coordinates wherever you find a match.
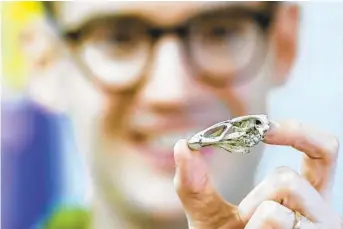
[187,114,270,154]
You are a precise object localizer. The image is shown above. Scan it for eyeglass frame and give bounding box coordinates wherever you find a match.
[44,3,280,94]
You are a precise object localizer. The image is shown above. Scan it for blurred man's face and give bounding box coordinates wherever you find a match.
[32,1,296,222]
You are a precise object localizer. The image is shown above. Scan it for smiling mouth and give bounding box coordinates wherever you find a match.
[127,128,215,171]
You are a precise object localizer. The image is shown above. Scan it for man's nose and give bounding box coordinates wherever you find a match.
[137,36,192,113]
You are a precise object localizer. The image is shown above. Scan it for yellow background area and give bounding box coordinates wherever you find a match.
[2,1,44,91]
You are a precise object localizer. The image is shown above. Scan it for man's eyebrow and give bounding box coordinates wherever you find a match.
[63,13,147,35]
[61,13,141,32]
[188,4,277,19]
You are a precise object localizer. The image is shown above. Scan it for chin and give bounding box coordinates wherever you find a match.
[119,153,184,215]
[128,193,185,220]
[95,143,185,220]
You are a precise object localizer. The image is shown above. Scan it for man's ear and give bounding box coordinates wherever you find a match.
[20,19,70,114]
[271,3,300,86]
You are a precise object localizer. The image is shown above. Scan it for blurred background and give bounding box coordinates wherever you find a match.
[1,1,343,229]
[1,2,90,229]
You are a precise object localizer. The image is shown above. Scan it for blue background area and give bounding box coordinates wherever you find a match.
[1,100,63,229]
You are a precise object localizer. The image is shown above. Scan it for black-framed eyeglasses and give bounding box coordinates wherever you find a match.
[49,4,279,93]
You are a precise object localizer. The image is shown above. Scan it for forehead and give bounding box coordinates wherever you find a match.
[54,1,265,30]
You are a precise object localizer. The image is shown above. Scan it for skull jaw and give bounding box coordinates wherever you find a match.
[217,144,252,154]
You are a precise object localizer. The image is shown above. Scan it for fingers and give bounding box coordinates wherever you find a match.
[173,139,241,229]
[263,120,339,199]
[244,201,300,229]
[238,167,340,226]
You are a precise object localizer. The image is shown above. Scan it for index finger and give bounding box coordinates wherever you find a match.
[263,120,339,200]
[173,139,241,229]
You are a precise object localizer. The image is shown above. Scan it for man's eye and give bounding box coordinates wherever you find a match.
[105,29,137,44]
[82,25,150,60]
[211,27,228,36]
[81,23,140,44]
[202,21,244,41]
[207,26,237,39]
[100,32,141,58]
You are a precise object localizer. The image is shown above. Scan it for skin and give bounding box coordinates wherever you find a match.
[19,1,341,229]
[174,121,342,228]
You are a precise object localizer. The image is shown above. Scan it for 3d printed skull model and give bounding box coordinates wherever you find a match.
[187,115,270,154]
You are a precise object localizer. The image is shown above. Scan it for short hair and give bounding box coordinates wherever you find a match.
[43,2,280,21]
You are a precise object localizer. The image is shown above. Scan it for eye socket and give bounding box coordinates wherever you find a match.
[203,125,227,138]
[255,119,262,125]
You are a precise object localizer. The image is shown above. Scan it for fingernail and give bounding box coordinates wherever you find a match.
[267,120,280,135]
[237,202,250,223]
[263,121,280,142]
[173,139,190,168]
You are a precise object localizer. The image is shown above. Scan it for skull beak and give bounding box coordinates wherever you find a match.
[187,134,202,151]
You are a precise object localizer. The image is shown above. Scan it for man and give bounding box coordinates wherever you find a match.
[20,2,341,228]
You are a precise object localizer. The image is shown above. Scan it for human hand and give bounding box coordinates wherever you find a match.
[173,121,342,228]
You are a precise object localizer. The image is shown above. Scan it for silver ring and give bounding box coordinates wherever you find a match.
[293,211,313,229]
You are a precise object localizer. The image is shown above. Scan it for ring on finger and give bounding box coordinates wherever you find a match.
[293,211,313,229]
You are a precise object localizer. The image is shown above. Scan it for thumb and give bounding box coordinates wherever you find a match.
[173,139,241,229]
